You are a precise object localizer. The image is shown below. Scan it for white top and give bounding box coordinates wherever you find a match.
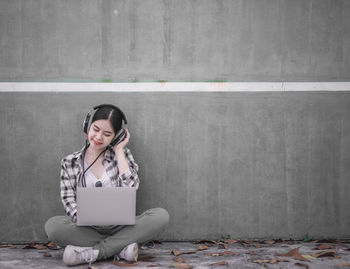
[84,160,113,188]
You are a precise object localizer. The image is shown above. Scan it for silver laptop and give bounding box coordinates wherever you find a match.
[76,187,136,226]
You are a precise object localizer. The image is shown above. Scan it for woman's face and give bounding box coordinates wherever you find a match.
[88,119,115,149]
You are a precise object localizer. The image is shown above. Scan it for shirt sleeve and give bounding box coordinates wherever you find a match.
[60,159,77,222]
[118,147,140,189]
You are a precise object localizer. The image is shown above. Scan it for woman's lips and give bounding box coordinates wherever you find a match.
[93,140,102,145]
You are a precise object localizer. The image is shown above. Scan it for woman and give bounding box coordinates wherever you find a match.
[45,104,169,267]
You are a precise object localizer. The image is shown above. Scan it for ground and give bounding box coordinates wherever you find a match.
[1,240,350,268]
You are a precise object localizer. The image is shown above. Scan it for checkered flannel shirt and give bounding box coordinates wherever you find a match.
[60,145,139,222]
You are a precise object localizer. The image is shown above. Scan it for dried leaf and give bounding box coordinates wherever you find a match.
[264,240,275,244]
[0,244,15,248]
[89,266,98,269]
[138,255,156,262]
[170,262,193,269]
[171,250,196,256]
[222,251,238,256]
[247,250,255,255]
[197,245,209,251]
[312,244,334,250]
[209,261,228,266]
[275,247,309,262]
[252,257,287,264]
[224,239,237,244]
[113,260,138,267]
[42,252,52,257]
[301,255,315,260]
[23,242,47,250]
[254,244,261,248]
[269,257,288,264]
[340,261,350,267]
[173,256,185,263]
[146,264,162,267]
[311,250,337,258]
[217,243,228,249]
[295,262,309,268]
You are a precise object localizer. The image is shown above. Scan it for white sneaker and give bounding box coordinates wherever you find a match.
[117,242,138,262]
[63,245,99,266]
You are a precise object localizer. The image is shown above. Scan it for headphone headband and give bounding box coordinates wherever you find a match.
[83,104,127,135]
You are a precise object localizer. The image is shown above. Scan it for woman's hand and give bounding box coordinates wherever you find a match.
[113,128,130,155]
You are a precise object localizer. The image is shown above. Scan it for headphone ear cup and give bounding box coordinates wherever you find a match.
[83,114,90,134]
[109,129,126,147]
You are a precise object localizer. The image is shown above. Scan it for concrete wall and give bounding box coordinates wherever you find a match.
[1,0,350,242]
[1,0,350,82]
[0,91,350,242]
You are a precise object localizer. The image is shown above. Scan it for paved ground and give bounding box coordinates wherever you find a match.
[1,240,350,268]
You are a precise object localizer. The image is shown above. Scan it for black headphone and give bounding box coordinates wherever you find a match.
[83,104,128,149]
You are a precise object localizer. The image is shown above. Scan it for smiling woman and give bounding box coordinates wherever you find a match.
[44,104,169,267]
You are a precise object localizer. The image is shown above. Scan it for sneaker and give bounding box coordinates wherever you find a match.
[116,242,138,262]
[63,245,99,266]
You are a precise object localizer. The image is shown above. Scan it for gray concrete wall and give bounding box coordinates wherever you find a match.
[1,92,350,242]
[0,0,350,82]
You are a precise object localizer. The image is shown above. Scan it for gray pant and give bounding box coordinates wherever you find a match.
[44,207,169,260]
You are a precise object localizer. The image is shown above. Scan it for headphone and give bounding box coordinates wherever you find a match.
[83,104,128,149]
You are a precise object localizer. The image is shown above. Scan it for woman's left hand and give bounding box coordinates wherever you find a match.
[113,128,130,154]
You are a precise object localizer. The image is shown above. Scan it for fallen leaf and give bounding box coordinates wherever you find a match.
[224,239,237,244]
[197,245,209,251]
[275,247,309,262]
[170,262,193,269]
[173,256,185,263]
[269,257,288,264]
[113,260,138,267]
[209,261,228,266]
[171,250,196,256]
[222,251,238,256]
[247,250,255,255]
[138,255,156,262]
[295,262,309,268]
[264,240,275,244]
[0,244,15,248]
[252,257,288,264]
[146,264,162,267]
[311,250,337,258]
[217,243,228,249]
[254,244,261,248]
[42,252,52,257]
[89,266,99,269]
[23,242,47,250]
[314,239,339,244]
[340,261,350,267]
[301,255,315,260]
[244,240,253,244]
[312,244,334,250]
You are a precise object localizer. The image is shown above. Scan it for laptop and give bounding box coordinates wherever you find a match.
[76,187,137,226]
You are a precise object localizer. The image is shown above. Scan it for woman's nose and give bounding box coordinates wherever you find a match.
[96,132,103,140]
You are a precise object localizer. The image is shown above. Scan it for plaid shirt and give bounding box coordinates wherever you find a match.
[60,145,139,222]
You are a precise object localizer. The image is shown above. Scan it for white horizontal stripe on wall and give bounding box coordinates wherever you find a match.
[0,82,350,92]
